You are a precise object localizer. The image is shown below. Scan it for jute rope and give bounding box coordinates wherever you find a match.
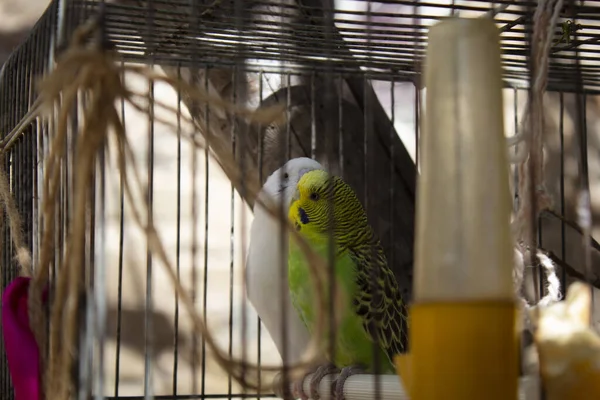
[0,152,33,277]
[511,0,563,243]
[0,17,345,399]
[508,0,565,334]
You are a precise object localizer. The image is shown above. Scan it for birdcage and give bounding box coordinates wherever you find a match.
[1,0,600,399]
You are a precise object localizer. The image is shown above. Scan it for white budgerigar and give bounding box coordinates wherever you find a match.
[246,157,324,365]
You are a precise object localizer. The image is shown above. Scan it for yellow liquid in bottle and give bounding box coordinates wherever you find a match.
[398,301,518,400]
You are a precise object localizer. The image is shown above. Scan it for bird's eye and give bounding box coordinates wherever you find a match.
[310,192,319,201]
[283,172,289,180]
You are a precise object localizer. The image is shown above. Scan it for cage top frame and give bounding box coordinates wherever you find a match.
[2,0,600,106]
[101,0,600,91]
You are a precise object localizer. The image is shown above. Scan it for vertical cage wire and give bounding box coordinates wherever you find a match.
[1,51,7,391]
[228,65,237,400]
[82,59,98,400]
[113,60,127,398]
[364,0,383,397]
[559,92,566,293]
[255,69,264,400]
[278,66,291,399]
[173,62,183,397]
[189,1,201,396]
[93,4,109,395]
[144,0,157,393]
[201,66,211,399]
[233,1,249,393]
[569,0,594,322]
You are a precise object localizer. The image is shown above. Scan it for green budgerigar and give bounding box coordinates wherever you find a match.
[287,169,408,400]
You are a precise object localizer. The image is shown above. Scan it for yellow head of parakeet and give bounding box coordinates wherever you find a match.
[288,169,368,246]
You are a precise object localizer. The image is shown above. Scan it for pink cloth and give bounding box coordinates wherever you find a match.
[2,277,45,400]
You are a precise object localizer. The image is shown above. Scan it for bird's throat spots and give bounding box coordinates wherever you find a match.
[298,207,310,224]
